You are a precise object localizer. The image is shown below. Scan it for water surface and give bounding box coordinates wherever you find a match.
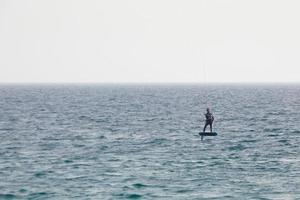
[0,84,299,199]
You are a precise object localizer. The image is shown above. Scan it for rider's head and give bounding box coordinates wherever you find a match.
[207,108,210,112]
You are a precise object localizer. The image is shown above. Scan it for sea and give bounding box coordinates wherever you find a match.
[0,84,299,199]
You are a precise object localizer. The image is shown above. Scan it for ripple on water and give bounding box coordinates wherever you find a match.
[113,193,143,199]
[34,171,47,178]
[0,85,299,199]
[263,128,282,132]
[292,130,300,134]
[64,159,73,163]
[98,135,106,139]
[228,144,247,151]
[0,194,17,199]
[27,192,49,199]
[278,139,290,145]
[19,189,27,193]
[240,139,258,143]
[148,138,169,145]
[267,134,279,137]
[126,194,142,199]
[176,189,193,193]
[132,183,147,189]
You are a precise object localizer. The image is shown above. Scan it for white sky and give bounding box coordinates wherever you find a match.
[0,0,299,83]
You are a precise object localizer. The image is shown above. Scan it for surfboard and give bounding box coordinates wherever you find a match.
[199,132,218,136]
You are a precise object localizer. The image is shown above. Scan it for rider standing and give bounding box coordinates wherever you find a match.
[203,108,214,132]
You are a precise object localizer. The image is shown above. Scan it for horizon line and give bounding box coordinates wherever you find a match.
[0,81,299,85]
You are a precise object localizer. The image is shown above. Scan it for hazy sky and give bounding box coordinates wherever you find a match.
[0,0,299,83]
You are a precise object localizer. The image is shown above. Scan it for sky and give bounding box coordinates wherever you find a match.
[0,0,299,83]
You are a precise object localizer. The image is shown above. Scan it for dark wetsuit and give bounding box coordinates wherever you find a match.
[203,112,214,132]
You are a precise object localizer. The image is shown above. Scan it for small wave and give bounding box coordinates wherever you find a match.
[95,119,107,123]
[36,126,45,130]
[42,137,61,141]
[6,146,21,150]
[278,139,289,144]
[228,144,247,151]
[176,189,193,193]
[126,194,142,199]
[64,159,73,163]
[0,128,14,131]
[78,115,88,119]
[28,192,48,199]
[100,145,108,150]
[108,158,121,162]
[0,194,17,199]
[263,128,282,132]
[34,170,54,178]
[132,183,147,189]
[209,161,225,167]
[240,139,257,143]
[292,130,300,134]
[267,134,279,137]
[148,138,169,145]
[9,118,18,122]
[141,118,156,122]
[72,144,85,148]
[34,171,46,178]
[19,189,27,193]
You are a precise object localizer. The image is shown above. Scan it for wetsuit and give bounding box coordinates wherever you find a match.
[203,112,214,132]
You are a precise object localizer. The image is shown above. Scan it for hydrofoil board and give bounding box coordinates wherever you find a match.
[199,132,218,136]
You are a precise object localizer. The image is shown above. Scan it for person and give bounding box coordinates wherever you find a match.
[203,108,214,132]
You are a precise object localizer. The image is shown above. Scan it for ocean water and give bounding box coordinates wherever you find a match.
[0,84,299,199]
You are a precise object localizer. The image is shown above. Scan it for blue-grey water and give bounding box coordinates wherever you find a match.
[0,84,299,199]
